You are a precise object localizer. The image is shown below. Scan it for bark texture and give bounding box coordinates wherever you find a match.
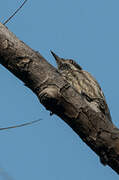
[0,23,119,174]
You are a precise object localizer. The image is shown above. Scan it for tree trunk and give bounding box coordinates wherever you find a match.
[0,23,119,174]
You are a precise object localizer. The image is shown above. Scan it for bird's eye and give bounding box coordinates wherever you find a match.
[60,63,69,70]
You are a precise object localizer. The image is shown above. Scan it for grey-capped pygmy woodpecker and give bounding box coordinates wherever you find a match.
[51,51,112,123]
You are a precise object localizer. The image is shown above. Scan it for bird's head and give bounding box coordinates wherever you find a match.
[51,51,82,72]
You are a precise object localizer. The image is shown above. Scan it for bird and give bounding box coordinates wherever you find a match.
[51,51,112,123]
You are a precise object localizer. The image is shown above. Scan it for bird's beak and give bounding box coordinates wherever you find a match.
[50,50,63,65]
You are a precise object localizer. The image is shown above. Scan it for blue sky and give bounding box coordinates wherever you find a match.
[0,0,119,179]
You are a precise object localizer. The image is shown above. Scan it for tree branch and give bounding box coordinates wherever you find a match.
[0,23,119,174]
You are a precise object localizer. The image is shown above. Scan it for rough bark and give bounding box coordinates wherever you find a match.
[0,23,119,174]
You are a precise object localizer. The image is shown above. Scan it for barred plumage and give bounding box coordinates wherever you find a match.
[51,51,112,122]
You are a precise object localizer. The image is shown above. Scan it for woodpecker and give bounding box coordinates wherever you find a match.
[51,51,112,122]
